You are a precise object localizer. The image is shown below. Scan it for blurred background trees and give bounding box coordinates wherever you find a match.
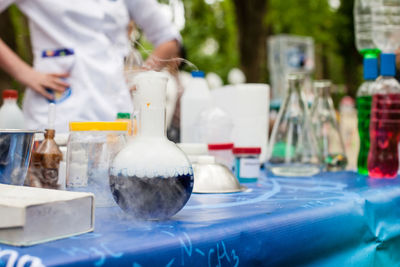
[0,0,361,99]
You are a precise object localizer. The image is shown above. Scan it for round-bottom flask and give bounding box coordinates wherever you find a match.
[110,71,193,220]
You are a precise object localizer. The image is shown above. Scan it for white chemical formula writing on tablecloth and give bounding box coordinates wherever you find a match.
[0,248,44,267]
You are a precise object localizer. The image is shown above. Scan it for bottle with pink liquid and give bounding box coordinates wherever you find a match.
[368,2,400,178]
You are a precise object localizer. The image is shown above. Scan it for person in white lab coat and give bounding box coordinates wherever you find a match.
[0,0,181,132]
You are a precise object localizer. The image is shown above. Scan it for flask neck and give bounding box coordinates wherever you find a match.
[138,107,166,138]
[316,88,330,97]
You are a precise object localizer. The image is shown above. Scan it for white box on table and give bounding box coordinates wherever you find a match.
[0,184,94,246]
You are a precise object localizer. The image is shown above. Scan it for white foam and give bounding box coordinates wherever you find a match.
[110,137,193,178]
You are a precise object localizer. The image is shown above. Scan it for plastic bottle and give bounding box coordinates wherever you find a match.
[0,89,25,129]
[367,1,400,178]
[28,104,63,189]
[354,0,380,55]
[356,55,378,175]
[181,71,212,143]
[116,112,133,136]
[367,55,400,178]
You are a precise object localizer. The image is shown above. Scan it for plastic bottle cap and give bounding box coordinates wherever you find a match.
[117,113,131,119]
[380,53,396,77]
[3,90,18,99]
[191,71,205,78]
[208,143,234,150]
[363,57,378,80]
[232,147,261,155]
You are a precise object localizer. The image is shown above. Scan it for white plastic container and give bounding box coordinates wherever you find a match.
[196,106,233,143]
[67,122,127,207]
[208,143,234,170]
[0,90,25,129]
[211,84,269,163]
[181,71,212,143]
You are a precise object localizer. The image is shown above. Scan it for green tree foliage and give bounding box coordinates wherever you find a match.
[180,0,239,82]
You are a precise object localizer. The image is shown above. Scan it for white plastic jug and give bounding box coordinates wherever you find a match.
[181,71,212,143]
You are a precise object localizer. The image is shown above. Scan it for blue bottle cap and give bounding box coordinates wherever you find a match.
[380,53,396,77]
[191,71,205,78]
[363,57,378,80]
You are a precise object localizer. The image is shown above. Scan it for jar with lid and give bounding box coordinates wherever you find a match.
[208,143,234,171]
[233,147,261,183]
[67,122,128,207]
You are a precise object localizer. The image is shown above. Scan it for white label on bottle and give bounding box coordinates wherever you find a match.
[239,158,259,178]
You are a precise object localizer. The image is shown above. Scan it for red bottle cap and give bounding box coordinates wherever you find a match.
[233,147,261,155]
[3,90,18,99]
[208,143,234,150]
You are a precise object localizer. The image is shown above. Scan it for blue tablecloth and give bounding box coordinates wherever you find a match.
[1,171,400,267]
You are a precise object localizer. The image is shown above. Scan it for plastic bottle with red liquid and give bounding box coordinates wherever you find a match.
[367,1,400,179]
[367,55,400,179]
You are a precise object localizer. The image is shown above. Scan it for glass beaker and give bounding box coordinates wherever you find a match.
[310,80,347,171]
[267,74,321,177]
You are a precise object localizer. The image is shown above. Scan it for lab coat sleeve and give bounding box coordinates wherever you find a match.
[125,0,182,47]
[0,0,17,13]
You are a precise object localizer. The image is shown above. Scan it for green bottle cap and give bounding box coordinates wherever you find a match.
[117,113,131,119]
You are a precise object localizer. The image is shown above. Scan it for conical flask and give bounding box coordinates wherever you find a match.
[267,74,321,177]
[109,71,194,220]
[310,80,347,171]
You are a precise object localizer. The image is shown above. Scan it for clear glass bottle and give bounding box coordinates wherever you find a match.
[310,80,347,171]
[267,74,321,177]
[110,71,194,220]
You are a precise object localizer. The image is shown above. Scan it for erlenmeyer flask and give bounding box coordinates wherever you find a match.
[310,80,347,171]
[267,74,321,177]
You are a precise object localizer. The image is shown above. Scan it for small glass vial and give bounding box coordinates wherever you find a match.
[233,147,261,183]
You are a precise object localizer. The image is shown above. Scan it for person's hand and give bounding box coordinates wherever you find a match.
[20,68,70,100]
